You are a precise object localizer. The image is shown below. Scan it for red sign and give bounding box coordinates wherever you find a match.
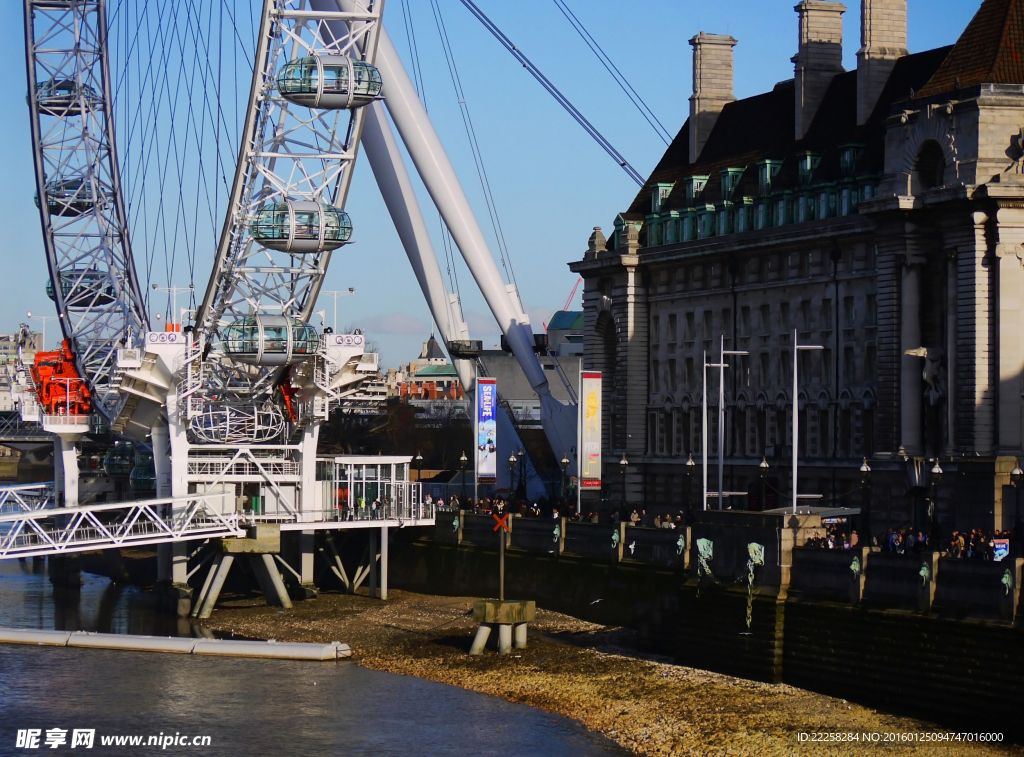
[492,513,510,532]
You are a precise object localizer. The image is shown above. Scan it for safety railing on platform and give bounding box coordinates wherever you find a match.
[314,499,435,524]
[0,482,56,515]
[187,458,301,478]
[0,493,244,559]
[43,415,90,427]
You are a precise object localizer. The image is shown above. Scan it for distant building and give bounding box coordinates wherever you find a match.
[571,0,1024,534]
[546,311,584,356]
[388,334,467,406]
[0,328,41,413]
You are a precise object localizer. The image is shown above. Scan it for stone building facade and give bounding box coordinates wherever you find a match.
[571,0,1024,536]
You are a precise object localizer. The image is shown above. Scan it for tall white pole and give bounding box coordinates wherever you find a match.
[718,335,725,509]
[702,350,708,511]
[791,330,823,514]
[793,329,799,515]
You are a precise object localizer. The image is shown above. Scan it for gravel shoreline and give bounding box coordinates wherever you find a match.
[197,589,1022,756]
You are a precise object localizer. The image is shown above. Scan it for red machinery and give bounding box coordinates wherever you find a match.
[31,340,91,416]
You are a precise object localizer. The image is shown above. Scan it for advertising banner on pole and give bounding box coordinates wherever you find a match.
[580,371,602,490]
[475,377,497,484]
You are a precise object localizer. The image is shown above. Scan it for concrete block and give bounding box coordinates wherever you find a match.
[473,599,536,624]
[221,523,281,554]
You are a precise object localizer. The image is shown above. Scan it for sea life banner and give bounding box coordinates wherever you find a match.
[476,378,497,484]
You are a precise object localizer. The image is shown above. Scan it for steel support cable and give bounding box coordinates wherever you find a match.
[430,0,519,292]
[457,0,644,186]
[552,0,671,146]
[399,0,427,105]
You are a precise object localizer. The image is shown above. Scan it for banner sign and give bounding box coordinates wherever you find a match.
[994,538,1009,562]
[475,377,497,484]
[579,371,602,490]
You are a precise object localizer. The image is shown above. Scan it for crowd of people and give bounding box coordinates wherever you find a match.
[427,493,698,528]
[803,523,1019,560]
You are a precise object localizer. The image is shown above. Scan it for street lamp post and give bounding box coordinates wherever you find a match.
[459,451,468,505]
[560,453,570,504]
[703,337,748,510]
[685,453,695,515]
[508,453,517,507]
[150,283,194,326]
[413,453,424,509]
[792,330,824,515]
[759,456,769,511]
[860,458,872,541]
[321,287,356,333]
[619,453,629,515]
[928,459,943,542]
[1011,465,1023,556]
[26,312,58,351]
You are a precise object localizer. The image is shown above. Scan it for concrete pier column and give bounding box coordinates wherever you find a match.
[298,530,318,598]
[498,624,512,654]
[56,436,79,508]
[251,554,293,610]
[514,623,528,648]
[151,420,171,498]
[469,624,491,655]
[196,554,234,619]
[380,526,389,601]
[900,260,923,455]
[368,529,378,599]
[52,438,64,506]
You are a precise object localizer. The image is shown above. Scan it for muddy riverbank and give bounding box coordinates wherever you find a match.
[198,588,1021,756]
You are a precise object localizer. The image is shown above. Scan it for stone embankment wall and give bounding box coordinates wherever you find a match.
[389,511,1024,732]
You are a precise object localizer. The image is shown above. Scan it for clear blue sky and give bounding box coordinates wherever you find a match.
[0,0,980,366]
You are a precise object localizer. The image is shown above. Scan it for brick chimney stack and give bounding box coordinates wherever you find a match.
[689,32,737,164]
[857,0,908,124]
[793,1,846,140]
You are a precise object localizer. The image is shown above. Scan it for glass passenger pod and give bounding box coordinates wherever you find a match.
[36,175,108,217]
[129,443,156,498]
[276,55,382,110]
[102,441,136,477]
[249,200,352,254]
[222,315,319,366]
[34,79,102,116]
[46,268,117,307]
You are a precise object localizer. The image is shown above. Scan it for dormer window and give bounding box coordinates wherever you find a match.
[839,144,864,178]
[797,153,820,186]
[757,160,782,196]
[720,168,744,198]
[683,176,709,204]
[651,182,675,214]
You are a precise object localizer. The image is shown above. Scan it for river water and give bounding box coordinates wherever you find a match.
[0,560,628,756]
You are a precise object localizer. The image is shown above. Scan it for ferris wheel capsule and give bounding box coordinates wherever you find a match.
[222,315,320,366]
[276,55,382,109]
[46,267,117,307]
[36,175,108,217]
[249,200,352,253]
[34,78,102,116]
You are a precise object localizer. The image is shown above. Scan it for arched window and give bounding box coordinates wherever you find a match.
[915,140,946,190]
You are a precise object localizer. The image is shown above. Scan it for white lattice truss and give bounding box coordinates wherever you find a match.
[25,0,148,421]
[0,494,244,559]
[0,483,56,516]
[196,0,384,401]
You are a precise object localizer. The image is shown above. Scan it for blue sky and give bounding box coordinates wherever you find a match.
[0,0,980,366]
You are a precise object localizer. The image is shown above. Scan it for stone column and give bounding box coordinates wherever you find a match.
[900,258,923,456]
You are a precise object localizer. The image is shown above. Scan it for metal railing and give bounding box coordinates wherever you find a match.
[0,493,243,559]
[0,482,56,515]
[316,498,435,524]
[43,414,90,427]
[187,458,301,478]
